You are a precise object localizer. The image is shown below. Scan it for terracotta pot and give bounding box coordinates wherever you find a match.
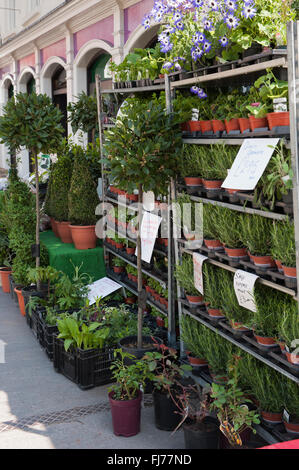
[212,120,225,133]
[261,410,283,424]
[57,221,73,244]
[187,355,208,366]
[188,121,201,132]
[254,334,277,346]
[267,112,290,130]
[156,317,165,328]
[204,239,223,251]
[115,242,124,250]
[285,351,299,365]
[238,118,250,133]
[275,259,284,273]
[0,268,12,293]
[282,265,297,278]
[249,115,268,131]
[113,266,125,274]
[124,297,136,305]
[226,188,241,194]
[225,118,240,133]
[131,275,138,284]
[181,122,190,132]
[184,177,202,186]
[200,120,213,134]
[160,297,168,308]
[283,419,299,434]
[202,179,223,190]
[278,341,286,354]
[50,218,59,238]
[128,193,138,202]
[126,247,135,255]
[207,308,225,318]
[14,287,26,317]
[251,254,275,268]
[69,225,97,250]
[224,247,248,258]
[186,294,204,305]
[230,321,250,332]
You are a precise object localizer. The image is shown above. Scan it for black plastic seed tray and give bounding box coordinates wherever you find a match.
[243,335,280,357]
[268,351,299,377]
[219,320,253,339]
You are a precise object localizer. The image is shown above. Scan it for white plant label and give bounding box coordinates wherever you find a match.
[88,277,122,305]
[222,138,280,190]
[193,253,208,295]
[234,270,259,313]
[135,211,162,263]
[143,191,155,211]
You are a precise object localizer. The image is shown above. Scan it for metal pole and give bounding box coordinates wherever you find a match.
[287,22,299,298]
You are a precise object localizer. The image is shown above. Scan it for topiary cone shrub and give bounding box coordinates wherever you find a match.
[68,154,99,250]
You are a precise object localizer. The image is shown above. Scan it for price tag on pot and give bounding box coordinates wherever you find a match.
[222,138,280,191]
[87,277,122,305]
[193,253,208,295]
[283,409,290,423]
[136,211,162,263]
[234,270,258,313]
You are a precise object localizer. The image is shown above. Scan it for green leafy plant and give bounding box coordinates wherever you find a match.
[180,315,210,359]
[218,208,245,249]
[240,213,274,256]
[278,299,299,351]
[57,316,110,351]
[174,254,199,296]
[219,270,252,327]
[203,204,222,240]
[284,379,299,420]
[50,144,73,222]
[271,218,295,267]
[67,91,98,144]
[203,328,233,376]
[252,284,289,337]
[203,263,225,311]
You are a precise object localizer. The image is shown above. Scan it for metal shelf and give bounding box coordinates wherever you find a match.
[171,57,287,88]
[105,245,167,289]
[182,307,299,384]
[181,247,296,297]
[101,84,165,94]
[106,196,139,211]
[183,137,291,148]
[182,193,288,221]
[107,272,168,317]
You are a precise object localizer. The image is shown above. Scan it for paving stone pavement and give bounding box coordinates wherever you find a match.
[0,289,184,449]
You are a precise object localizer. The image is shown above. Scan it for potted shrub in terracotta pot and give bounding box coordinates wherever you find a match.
[180,315,209,368]
[218,207,247,260]
[112,257,126,275]
[68,153,99,250]
[283,380,299,435]
[180,144,203,187]
[174,254,204,306]
[279,302,299,366]
[241,213,275,268]
[203,263,226,319]
[203,204,223,251]
[271,218,296,279]
[108,349,150,437]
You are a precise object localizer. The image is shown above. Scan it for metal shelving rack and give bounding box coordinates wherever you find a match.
[164,22,299,391]
[95,76,177,347]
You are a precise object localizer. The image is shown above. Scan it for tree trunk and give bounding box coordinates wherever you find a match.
[34,152,41,291]
[137,183,143,350]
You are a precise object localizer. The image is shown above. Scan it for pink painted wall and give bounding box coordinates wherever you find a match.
[40,38,66,66]
[18,53,35,73]
[74,16,114,56]
[0,64,11,80]
[124,0,154,42]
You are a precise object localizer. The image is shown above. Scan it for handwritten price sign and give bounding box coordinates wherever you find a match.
[193,253,208,295]
[233,270,258,312]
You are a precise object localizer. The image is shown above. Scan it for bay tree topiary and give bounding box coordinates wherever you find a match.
[51,146,74,222]
[104,99,182,349]
[67,91,98,144]
[0,92,64,289]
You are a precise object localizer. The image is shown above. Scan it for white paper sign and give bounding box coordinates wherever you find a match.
[222,138,280,190]
[135,211,162,263]
[88,277,122,305]
[193,253,208,295]
[143,191,155,211]
[234,270,259,313]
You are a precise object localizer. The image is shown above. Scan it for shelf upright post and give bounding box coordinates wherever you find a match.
[95,74,108,269]
[165,74,177,347]
[287,22,299,298]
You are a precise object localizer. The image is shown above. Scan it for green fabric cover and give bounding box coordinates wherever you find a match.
[40,230,106,282]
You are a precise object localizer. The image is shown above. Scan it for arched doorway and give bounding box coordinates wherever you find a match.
[87,53,111,96]
[52,66,67,137]
[18,68,36,176]
[0,75,15,169]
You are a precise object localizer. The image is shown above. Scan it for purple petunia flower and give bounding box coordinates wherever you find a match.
[203,18,214,31]
[241,5,257,19]
[225,14,239,29]
[191,45,204,61]
[142,15,152,29]
[219,35,229,47]
[193,32,206,44]
[175,21,185,31]
[198,88,207,99]
[203,40,212,53]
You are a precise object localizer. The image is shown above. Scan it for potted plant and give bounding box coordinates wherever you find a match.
[108,348,150,437]
[203,263,226,319]
[0,92,64,291]
[104,98,182,353]
[271,218,296,278]
[218,208,247,259]
[210,356,260,449]
[68,151,99,250]
[67,91,98,145]
[240,214,275,268]
[112,257,126,275]
[180,315,209,367]
[203,328,233,384]
[203,204,223,251]
[174,254,204,305]
[279,301,299,365]
[143,342,192,432]
[180,144,203,187]
[283,379,299,434]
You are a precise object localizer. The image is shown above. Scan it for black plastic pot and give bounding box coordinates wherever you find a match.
[118,335,163,361]
[152,389,181,431]
[183,419,220,449]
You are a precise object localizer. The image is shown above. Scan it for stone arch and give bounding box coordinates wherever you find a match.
[40,56,67,97]
[17,66,36,93]
[123,23,160,56]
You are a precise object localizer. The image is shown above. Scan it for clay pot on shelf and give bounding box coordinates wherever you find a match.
[181,122,190,132]
[267,111,290,130]
[200,120,213,134]
[249,115,268,131]
[187,354,208,367]
[254,334,277,347]
[207,308,225,319]
[224,247,248,259]
[126,247,136,255]
[211,120,225,134]
[202,179,223,190]
[186,294,204,306]
[50,218,59,238]
[156,317,165,328]
[261,411,283,425]
[282,265,297,278]
[285,351,299,365]
[275,259,284,273]
[69,225,97,250]
[188,121,201,133]
[113,266,125,274]
[184,177,202,187]
[251,254,275,268]
[230,321,251,332]
[283,417,299,435]
[224,118,240,134]
[204,239,223,251]
[238,118,250,133]
[57,221,73,244]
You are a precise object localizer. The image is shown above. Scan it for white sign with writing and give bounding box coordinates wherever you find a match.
[88,277,122,305]
[135,211,162,263]
[193,253,208,295]
[234,270,259,312]
[222,138,280,190]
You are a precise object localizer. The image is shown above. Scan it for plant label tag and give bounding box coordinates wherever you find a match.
[143,191,155,211]
[87,277,122,305]
[273,98,288,113]
[193,253,208,295]
[136,211,162,263]
[234,270,259,312]
[222,138,280,190]
[283,409,290,423]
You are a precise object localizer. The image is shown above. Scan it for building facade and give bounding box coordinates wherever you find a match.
[0,0,158,178]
